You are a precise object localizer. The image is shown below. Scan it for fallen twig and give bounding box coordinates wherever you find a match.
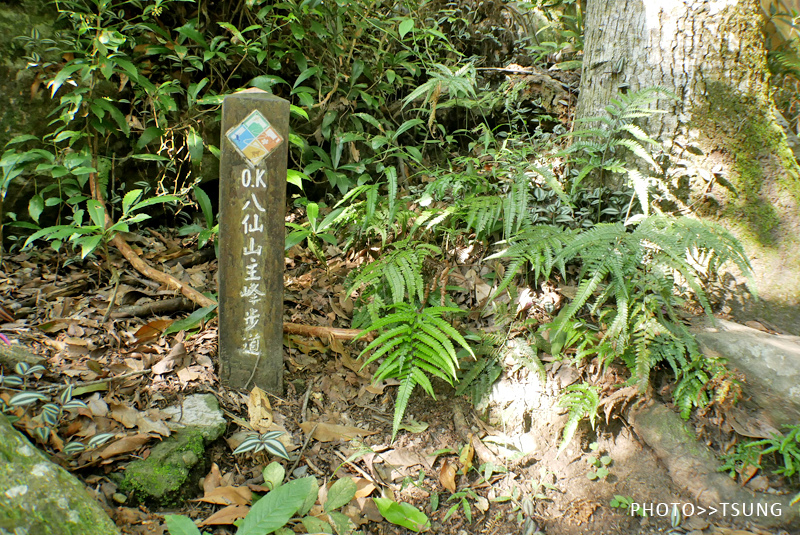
[283,322,364,340]
[37,369,151,393]
[111,234,217,308]
[110,297,196,319]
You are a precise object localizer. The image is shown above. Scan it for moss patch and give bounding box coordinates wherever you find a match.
[690,77,800,333]
[120,427,207,506]
[0,414,120,535]
[693,81,800,245]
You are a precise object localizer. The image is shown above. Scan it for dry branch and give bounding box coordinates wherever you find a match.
[110,234,217,308]
[283,322,364,340]
[0,344,45,370]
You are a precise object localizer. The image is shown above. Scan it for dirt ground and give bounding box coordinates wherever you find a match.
[0,238,796,535]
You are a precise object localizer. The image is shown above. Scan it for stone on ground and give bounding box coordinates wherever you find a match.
[0,413,120,535]
[119,393,226,504]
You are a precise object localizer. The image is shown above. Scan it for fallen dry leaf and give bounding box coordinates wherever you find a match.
[460,438,475,473]
[354,478,376,499]
[192,485,252,506]
[203,463,223,495]
[298,421,378,442]
[136,414,171,436]
[198,504,249,527]
[134,319,173,343]
[439,459,457,493]
[96,434,150,460]
[109,403,140,428]
[247,386,273,433]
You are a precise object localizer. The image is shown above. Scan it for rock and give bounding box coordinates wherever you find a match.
[119,394,226,504]
[692,318,800,427]
[0,413,120,535]
[161,393,227,440]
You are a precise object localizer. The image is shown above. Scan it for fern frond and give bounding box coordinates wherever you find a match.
[461,195,504,239]
[488,224,573,298]
[557,383,600,456]
[348,240,441,304]
[357,303,473,440]
[393,374,417,438]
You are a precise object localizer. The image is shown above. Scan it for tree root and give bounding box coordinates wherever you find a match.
[630,401,799,529]
[110,234,217,308]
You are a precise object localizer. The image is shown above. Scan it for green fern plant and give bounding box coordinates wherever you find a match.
[347,240,440,305]
[553,215,752,388]
[455,351,503,406]
[560,87,674,197]
[486,224,574,298]
[557,382,600,456]
[357,303,474,440]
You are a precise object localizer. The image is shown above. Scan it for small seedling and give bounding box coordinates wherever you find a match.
[610,494,646,517]
[586,442,612,480]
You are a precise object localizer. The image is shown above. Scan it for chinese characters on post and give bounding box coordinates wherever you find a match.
[218,92,289,393]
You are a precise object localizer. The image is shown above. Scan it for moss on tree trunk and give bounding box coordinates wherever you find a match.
[577,0,800,333]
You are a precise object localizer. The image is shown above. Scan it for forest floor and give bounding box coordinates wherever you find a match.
[0,229,795,535]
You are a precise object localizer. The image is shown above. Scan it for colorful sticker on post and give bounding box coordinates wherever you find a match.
[226,110,284,166]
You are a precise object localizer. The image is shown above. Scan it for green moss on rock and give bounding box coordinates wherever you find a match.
[120,427,207,506]
[0,414,120,535]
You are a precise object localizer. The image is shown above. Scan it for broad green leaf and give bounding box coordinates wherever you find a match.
[327,511,355,534]
[28,194,44,224]
[294,66,319,89]
[394,118,424,139]
[290,105,308,121]
[122,189,143,214]
[373,497,430,532]
[306,202,319,227]
[351,60,364,84]
[78,234,103,259]
[86,200,106,228]
[163,304,218,336]
[193,185,214,228]
[398,18,414,39]
[286,169,308,190]
[122,213,149,224]
[262,462,285,491]
[297,476,319,517]
[48,63,84,97]
[250,75,288,92]
[186,127,203,163]
[131,154,170,162]
[300,516,331,534]
[111,56,139,80]
[176,22,209,49]
[137,127,165,149]
[236,476,315,535]
[164,515,202,535]
[285,229,309,250]
[107,220,131,233]
[188,78,209,104]
[6,134,38,145]
[197,95,225,105]
[323,477,357,512]
[131,194,180,211]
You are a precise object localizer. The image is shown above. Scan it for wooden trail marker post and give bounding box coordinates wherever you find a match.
[218,89,289,393]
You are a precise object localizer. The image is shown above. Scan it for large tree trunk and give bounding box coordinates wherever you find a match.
[576,0,800,334]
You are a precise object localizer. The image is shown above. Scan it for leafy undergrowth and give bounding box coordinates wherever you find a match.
[0,233,794,535]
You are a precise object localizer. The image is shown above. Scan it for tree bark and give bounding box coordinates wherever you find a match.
[577,0,800,334]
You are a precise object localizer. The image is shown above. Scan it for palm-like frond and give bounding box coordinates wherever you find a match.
[487,224,573,298]
[348,240,440,304]
[357,303,474,440]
